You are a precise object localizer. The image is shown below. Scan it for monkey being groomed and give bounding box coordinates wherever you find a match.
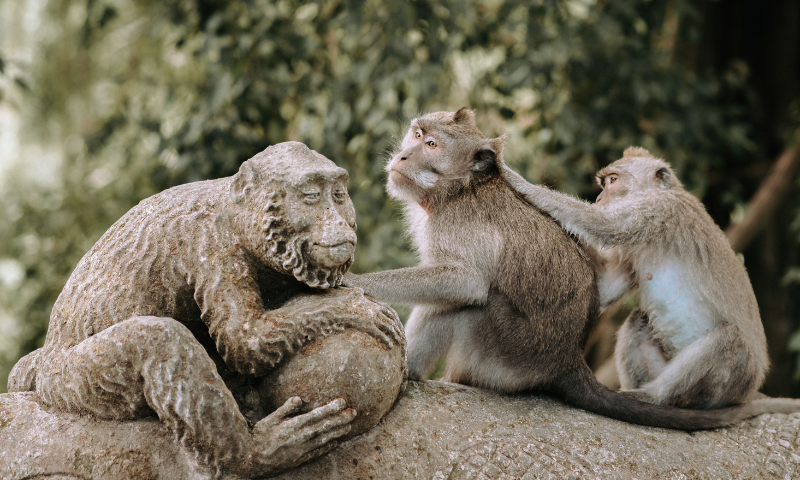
[344,108,800,430]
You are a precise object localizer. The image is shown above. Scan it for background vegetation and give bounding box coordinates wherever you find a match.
[1,0,798,395]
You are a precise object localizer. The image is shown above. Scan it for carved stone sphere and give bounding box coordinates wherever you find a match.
[260,329,405,439]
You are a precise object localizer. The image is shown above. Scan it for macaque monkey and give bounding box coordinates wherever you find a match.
[345,109,800,429]
[502,146,786,410]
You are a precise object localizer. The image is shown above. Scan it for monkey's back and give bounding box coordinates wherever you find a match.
[431,175,599,387]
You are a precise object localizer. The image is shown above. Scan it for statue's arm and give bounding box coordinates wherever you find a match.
[193,251,402,376]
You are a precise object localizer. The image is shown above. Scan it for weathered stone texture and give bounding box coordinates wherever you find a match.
[3,382,800,479]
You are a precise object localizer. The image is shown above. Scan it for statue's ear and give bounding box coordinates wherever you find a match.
[230,161,260,203]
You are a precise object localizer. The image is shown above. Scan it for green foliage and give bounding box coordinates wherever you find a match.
[0,0,756,391]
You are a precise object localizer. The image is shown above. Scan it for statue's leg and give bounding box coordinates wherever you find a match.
[36,316,250,469]
[8,348,42,392]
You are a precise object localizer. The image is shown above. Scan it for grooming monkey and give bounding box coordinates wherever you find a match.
[502,147,797,410]
[345,109,800,429]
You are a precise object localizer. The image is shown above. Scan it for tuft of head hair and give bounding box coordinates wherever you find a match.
[622,146,654,159]
[415,108,485,140]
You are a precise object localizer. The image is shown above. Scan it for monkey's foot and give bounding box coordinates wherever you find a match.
[234,396,356,477]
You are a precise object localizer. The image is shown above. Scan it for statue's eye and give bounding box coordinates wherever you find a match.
[303,192,320,204]
[332,189,346,203]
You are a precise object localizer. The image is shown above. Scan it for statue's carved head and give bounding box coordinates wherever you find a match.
[230,142,357,288]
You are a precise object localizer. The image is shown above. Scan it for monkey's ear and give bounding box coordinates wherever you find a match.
[472,147,497,173]
[453,108,475,124]
[654,167,673,188]
[230,161,260,203]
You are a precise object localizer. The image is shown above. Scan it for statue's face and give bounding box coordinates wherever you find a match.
[282,168,357,270]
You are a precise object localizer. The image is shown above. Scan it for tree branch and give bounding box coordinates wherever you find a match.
[725,129,800,253]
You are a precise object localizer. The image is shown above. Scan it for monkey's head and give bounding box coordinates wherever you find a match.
[229,142,358,288]
[386,108,508,210]
[594,147,682,206]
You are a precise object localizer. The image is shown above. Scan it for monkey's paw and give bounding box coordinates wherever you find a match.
[237,397,356,477]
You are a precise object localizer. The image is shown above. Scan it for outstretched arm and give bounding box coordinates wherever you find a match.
[343,264,491,306]
[501,164,645,247]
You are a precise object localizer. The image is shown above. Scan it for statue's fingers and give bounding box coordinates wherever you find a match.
[379,304,401,323]
[377,315,403,345]
[362,322,393,348]
[295,408,356,443]
[294,430,347,465]
[272,396,304,420]
[287,398,349,429]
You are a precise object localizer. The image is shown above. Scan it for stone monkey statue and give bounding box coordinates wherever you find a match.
[503,147,800,412]
[8,142,404,477]
[345,109,800,430]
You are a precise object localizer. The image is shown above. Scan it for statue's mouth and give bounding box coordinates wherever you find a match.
[309,241,355,268]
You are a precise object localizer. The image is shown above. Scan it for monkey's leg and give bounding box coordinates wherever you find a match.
[406,305,457,381]
[615,310,668,394]
[634,324,762,409]
[36,316,355,476]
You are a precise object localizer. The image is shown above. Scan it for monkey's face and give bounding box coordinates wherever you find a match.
[385,123,449,204]
[595,154,679,205]
[386,114,501,206]
[595,169,629,205]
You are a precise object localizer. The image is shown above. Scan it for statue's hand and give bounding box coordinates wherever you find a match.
[240,397,356,476]
[333,286,404,349]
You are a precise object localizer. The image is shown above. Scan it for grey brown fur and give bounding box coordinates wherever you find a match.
[348,110,799,430]
[504,146,800,416]
[7,142,404,478]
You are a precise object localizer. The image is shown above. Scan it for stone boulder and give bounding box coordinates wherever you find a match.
[2,382,799,479]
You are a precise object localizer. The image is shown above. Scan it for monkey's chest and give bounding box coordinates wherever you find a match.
[638,264,715,352]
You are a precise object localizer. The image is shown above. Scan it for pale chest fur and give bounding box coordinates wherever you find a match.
[636,256,716,354]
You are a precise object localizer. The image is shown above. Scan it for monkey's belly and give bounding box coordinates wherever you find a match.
[259,329,405,439]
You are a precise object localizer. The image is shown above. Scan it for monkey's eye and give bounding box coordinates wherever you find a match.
[426,140,437,148]
[415,131,422,139]
[608,175,618,185]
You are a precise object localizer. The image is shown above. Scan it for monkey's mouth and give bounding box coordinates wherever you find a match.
[308,241,355,268]
[389,169,414,185]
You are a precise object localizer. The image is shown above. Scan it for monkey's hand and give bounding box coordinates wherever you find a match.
[500,164,536,192]
[329,286,405,349]
[237,397,356,477]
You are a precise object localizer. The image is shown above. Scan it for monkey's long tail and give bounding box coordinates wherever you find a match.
[553,363,800,430]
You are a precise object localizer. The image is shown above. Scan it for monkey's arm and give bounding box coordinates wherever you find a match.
[587,246,635,307]
[502,164,645,247]
[343,264,490,306]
